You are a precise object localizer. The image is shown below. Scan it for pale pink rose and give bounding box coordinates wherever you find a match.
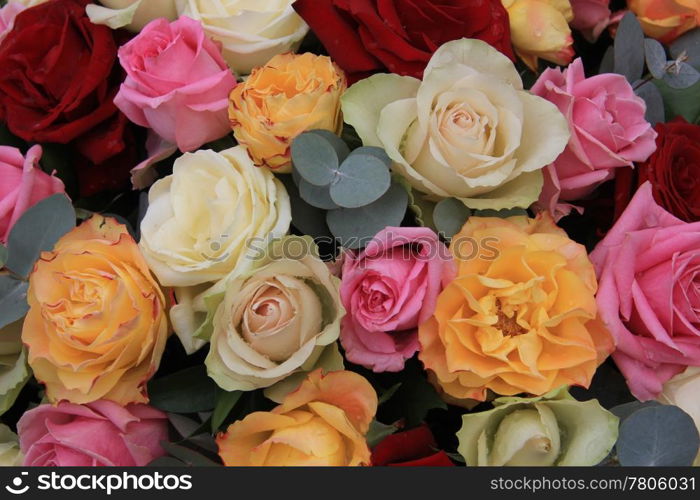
[340,227,454,372]
[570,0,613,40]
[590,182,700,401]
[0,145,65,243]
[18,400,169,466]
[531,58,657,220]
[114,16,237,153]
[0,2,23,43]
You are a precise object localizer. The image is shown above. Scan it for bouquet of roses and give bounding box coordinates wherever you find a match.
[0,0,699,468]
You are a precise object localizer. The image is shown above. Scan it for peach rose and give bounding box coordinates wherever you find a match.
[628,0,700,44]
[228,52,346,173]
[216,369,377,466]
[419,214,613,404]
[22,216,168,405]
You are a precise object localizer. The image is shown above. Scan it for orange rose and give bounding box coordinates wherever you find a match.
[216,370,377,466]
[22,216,168,405]
[418,214,613,404]
[228,52,346,173]
[628,0,700,43]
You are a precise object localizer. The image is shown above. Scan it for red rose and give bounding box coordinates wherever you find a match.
[293,0,514,82]
[0,0,125,165]
[371,425,454,466]
[614,118,700,222]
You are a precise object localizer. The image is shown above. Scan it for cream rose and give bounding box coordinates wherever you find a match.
[202,236,344,400]
[659,368,700,465]
[90,0,177,32]
[176,0,309,75]
[0,424,22,466]
[342,38,570,210]
[139,146,291,289]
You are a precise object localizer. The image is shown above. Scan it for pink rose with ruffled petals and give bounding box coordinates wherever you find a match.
[570,0,613,40]
[591,182,700,401]
[17,400,168,466]
[531,58,657,219]
[0,145,65,243]
[0,1,23,43]
[114,16,237,153]
[340,227,454,372]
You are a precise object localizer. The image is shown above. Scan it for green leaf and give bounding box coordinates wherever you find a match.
[211,390,242,433]
[614,12,645,82]
[433,198,471,239]
[655,78,700,123]
[0,276,28,330]
[159,442,221,467]
[617,405,699,466]
[148,456,187,467]
[366,420,400,448]
[167,413,204,440]
[663,61,700,89]
[326,182,408,249]
[291,132,342,186]
[5,194,75,279]
[378,382,402,405]
[148,365,219,414]
[0,245,6,269]
[644,39,668,79]
[330,153,391,208]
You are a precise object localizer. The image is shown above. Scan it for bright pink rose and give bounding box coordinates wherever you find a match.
[0,1,23,43]
[18,400,169,466]
[531,58,657,220]
[340,227,454,372]
[114,16,237,153]
[570,0,613,40]
[0,145,65,243]
[591,182,700,401]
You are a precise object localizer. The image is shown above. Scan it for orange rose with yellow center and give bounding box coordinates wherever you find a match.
[419,214,613,404]
[22,216,168,405]
[228,52,346,173]
[216,370,377,466]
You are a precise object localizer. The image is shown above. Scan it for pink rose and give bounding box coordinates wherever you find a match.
[114,16,237,153]
[531,58,657,220]
[570,0,613,40]
[18,400,169,466]
[0,1,23,43]
[591,182,700,401]
[340,227,454,372]
[0,145,65,243]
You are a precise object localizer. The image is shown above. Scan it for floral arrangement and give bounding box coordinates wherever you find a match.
[1,0,700,468]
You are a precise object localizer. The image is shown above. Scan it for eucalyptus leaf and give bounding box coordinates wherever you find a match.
[307,129,351,163]
[433,198,471,239]
[326,183,408,249]
[299,179,340,210]
[5,194,75,279]
[350,146,391,165]
[0,245,6,269]
[0,276,28,330]
[663,61,700,89]
[610,400,661,422]
[291,132,342,186]
[599,45,615,74]
[211,390,242,433]
[330,153,391,208]
[366,420,399,448]
[617,405,700,466]
[473,207,529,218]
[148,365,219,414]
[148,456,187,467]
[279,175,332,239]
[614,12,646,82]
[167,413,203,440]
[670,28,700,70]
[644,39,668,79]
[634,81,665,125]
[159,442,221,467]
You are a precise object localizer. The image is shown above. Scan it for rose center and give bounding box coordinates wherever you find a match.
[494,301,527,337]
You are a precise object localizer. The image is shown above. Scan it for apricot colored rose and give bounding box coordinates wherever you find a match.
[628,0,700,44]
[228,52,346,173]
[22,216,168,405]
[419,214,613,404]
[216,370,377,466]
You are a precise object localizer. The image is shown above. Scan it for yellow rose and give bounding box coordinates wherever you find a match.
[139,146,291,288]
[502,0,575,70]
[22,216,168,405]
[342,39,569,210]
[216,369,377,466]
[228,52,346,173]
[177,0,309,74]
[419,213,613,404]
[204,236,344,399]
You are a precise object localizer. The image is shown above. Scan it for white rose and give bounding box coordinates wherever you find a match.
[139,146,291,288]
[176,0,309,74]
[94,0,178,32]
[659,367,700,466]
